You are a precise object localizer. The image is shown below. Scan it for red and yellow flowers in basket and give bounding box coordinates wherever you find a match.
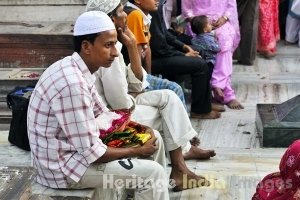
[99,110,151,147]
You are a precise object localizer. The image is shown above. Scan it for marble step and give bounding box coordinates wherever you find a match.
[0,32,73,68]
[0,1,86,22]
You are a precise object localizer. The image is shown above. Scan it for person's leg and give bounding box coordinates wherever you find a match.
[152,56,220,118]
[285,15,300,44]
[146,74,187,108]
[152,130,167,169]
[257,0,280,55]
[67,159,169,200]
[169,147,210,191]
[135,90,216,160]
[223,77,244,110]
[136,90,195,149]
[236,0,259,65]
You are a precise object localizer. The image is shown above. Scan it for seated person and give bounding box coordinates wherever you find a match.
[86,0,215,191]
[252,139,300,200]
[120,0,187,107]
[27,11,169,199]
[149,2,224,119]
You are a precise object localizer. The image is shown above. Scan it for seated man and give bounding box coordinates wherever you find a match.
[27,11,169,199]
[86,0,214,191]
[149,1,224,119]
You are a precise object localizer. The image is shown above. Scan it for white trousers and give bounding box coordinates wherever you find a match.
[286,14,300,47]
[66,131,169,200]
[132,89,197,152]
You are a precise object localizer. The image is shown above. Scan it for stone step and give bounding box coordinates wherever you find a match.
[0,32,73,68]
[0,68,42,91]
[0,1,85,22]
[0,68,43,123]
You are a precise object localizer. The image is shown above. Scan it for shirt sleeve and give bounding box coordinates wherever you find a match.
[50,83,107,164]
[127,64,148,92]
[97,54,136,110]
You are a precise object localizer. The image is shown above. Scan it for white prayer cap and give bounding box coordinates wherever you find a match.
[73,11,115,36]
[86,0,121,14]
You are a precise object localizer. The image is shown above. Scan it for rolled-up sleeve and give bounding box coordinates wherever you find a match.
[80,139,107,164]
[127,65,148,91]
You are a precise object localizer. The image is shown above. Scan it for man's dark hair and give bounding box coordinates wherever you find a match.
[128,0,135,3]
[191,15,208,35]
[73,33,99,53]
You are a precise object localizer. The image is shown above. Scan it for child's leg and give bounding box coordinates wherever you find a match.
[223,77,244,110]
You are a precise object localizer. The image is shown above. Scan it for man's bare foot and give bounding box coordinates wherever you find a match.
[170,168,210,192]
[183,146,216,160]
[226,99,244,110]
[190,137,200,146]
[212,102,225,112]
[190,110,221,119]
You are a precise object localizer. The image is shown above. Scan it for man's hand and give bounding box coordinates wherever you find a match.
[183,45,201,57]
[138,136,158,157]
[117,26,136,47]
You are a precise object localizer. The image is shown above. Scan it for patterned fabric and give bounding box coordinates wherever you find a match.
[252,140,300,199]
[86,0,120,14]
[191,32,220,65]
[257,0,280,53]
[27,52,110,188]
[146,74,186,108]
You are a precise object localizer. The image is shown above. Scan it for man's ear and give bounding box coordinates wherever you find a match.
[110,16,116,22]
[81,40,91,55]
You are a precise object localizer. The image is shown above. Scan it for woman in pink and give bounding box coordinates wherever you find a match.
[257,0,280,58]
[252,140,300,199]
[182,0,244,110]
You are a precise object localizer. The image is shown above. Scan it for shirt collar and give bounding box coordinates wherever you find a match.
[71,52,96,87]
[126,2,152,26]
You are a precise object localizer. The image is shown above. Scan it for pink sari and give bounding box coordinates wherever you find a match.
[252,140,300,200]
[257,0,280,53]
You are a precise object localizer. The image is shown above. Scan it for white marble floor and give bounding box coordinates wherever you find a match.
[0,42,299,200]
[169,42,300,200]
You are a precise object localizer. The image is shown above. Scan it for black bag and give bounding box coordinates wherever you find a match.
[7,86,34,151]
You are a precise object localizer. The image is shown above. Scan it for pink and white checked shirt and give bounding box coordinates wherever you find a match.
[27,53,109,188]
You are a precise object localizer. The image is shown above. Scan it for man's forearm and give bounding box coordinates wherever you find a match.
[127,44,143,81]
[95,147,139,163]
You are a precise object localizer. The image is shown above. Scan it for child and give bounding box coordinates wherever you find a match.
[123,0,157,73]
[191,15,220,68]
[191,15,244,110]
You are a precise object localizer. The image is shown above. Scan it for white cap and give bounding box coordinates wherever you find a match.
[86,0,121,14]
[73,11,115,36]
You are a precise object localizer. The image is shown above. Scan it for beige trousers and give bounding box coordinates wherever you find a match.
[66,131,169,200]
[133,89,196,153]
